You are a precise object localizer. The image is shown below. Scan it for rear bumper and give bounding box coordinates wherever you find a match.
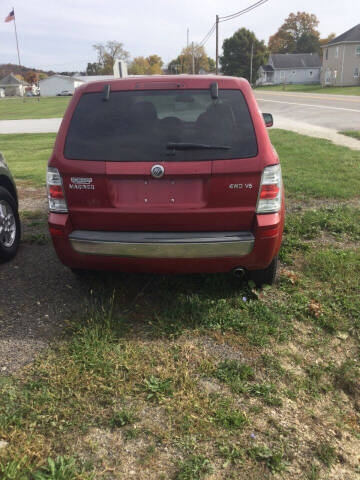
[48,211,284,274]
[69,230,255,259]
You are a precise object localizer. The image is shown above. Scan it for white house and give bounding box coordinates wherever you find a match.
[39,60,128,96]
[257,53,321,86]
[39,74,84,96]
[0,73,28,96]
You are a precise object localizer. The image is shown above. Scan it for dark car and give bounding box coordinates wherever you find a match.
[0,153,20,262]
[47,75,284,286]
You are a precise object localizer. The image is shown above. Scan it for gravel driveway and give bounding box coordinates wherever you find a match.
[0,239,93,372]
[0,197,100,373]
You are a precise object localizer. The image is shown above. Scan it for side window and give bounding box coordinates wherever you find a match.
[309,71,313,77]
[356,46,360,57]
[280,71,285,80]
[354,67,360,78]
[335,47,339,59]
[292,70,296,76]
[325,49,328,60]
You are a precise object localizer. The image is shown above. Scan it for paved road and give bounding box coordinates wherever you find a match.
[254,90,360,131]
[0,118,62,134]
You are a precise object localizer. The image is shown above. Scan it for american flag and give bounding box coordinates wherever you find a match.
[5,9,15,22]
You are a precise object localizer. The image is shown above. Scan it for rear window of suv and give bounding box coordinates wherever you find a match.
[64,89,258,162]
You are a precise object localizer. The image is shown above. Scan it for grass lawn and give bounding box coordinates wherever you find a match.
[256,84,360,96]
[340,130,360,141]
[1,131,360,479]
[0,97,70,120]
[0,133,55,186]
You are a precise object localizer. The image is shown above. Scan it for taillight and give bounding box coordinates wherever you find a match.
[256,164,282,214]
[47,167,68,213]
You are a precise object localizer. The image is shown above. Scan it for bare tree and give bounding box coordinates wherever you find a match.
[91,41,130,74]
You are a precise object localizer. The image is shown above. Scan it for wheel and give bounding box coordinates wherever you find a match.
[247,256,278,288]
[0,187,21,263]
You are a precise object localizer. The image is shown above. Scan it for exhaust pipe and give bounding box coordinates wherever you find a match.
[233,267,245,278]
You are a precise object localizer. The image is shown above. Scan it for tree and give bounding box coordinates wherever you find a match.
[147,55,164,74]
[86,62,102,75]
[168,44,215,74]
[220,28,267,81]
[268,12,320,53]
[320,33,336,48]
[91,41,130,75]
[14,74,24,82]
[24,70,38,84]
[128,55,164,75]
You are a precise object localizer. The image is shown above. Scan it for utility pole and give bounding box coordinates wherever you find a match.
[215,15,219,75]
[250,42,254,86]
[191,42,195,74]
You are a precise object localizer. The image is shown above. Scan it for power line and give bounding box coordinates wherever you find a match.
[199,22,216,47]
[219,0,270,22]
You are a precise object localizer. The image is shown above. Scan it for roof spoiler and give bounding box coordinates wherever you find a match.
[210,82,218,99]
[102,84,110,101]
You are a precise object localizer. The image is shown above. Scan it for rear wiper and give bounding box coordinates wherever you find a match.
[166,142,231,153]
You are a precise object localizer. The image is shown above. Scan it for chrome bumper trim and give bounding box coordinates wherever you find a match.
[69,230,255,259]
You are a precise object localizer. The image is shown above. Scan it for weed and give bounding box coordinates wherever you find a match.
[214,359,254,393]
[142,375,173,401]
[334,360,360,397]
[316,442,337,468]
[305,463,321,480]
[249,383,283,406]
[212,401,248,431]
[32,457,81,480]
[176,455,212,480]
[0,456,91,480]
[217,442,244,467]
[23,233,49,245]
[109,408,137,428]
[248,445,287,474]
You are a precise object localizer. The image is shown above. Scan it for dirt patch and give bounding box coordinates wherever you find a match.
[285,196,360,214]
[17,182,47,212]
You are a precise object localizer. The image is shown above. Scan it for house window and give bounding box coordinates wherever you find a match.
[309,71,313,77]
[335,46,340,58]
[356,46,360,57]
[334,70,338,79]
[280,71,285,79]
[292,70,296,75]
[326,48,328,60]
[354,68,360,78]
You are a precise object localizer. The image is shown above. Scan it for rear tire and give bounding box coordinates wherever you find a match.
[0,186,20,263]
[247,256,278,288]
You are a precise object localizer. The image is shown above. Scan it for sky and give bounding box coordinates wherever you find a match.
[0,0,359,72]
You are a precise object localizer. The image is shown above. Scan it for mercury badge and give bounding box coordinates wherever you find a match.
[151,165,165,179]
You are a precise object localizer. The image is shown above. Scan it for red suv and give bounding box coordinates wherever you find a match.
[47,75,284,286]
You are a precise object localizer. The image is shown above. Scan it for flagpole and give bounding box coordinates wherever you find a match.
[12,7,21,67]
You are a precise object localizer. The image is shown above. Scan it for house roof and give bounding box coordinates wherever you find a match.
[325,24,360,46]
[39,74,77,83]
[0,73,28,86]
[39,74,116,84]
[262,65,274,72]
[270,53,321,69]
[74,75,115,82]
